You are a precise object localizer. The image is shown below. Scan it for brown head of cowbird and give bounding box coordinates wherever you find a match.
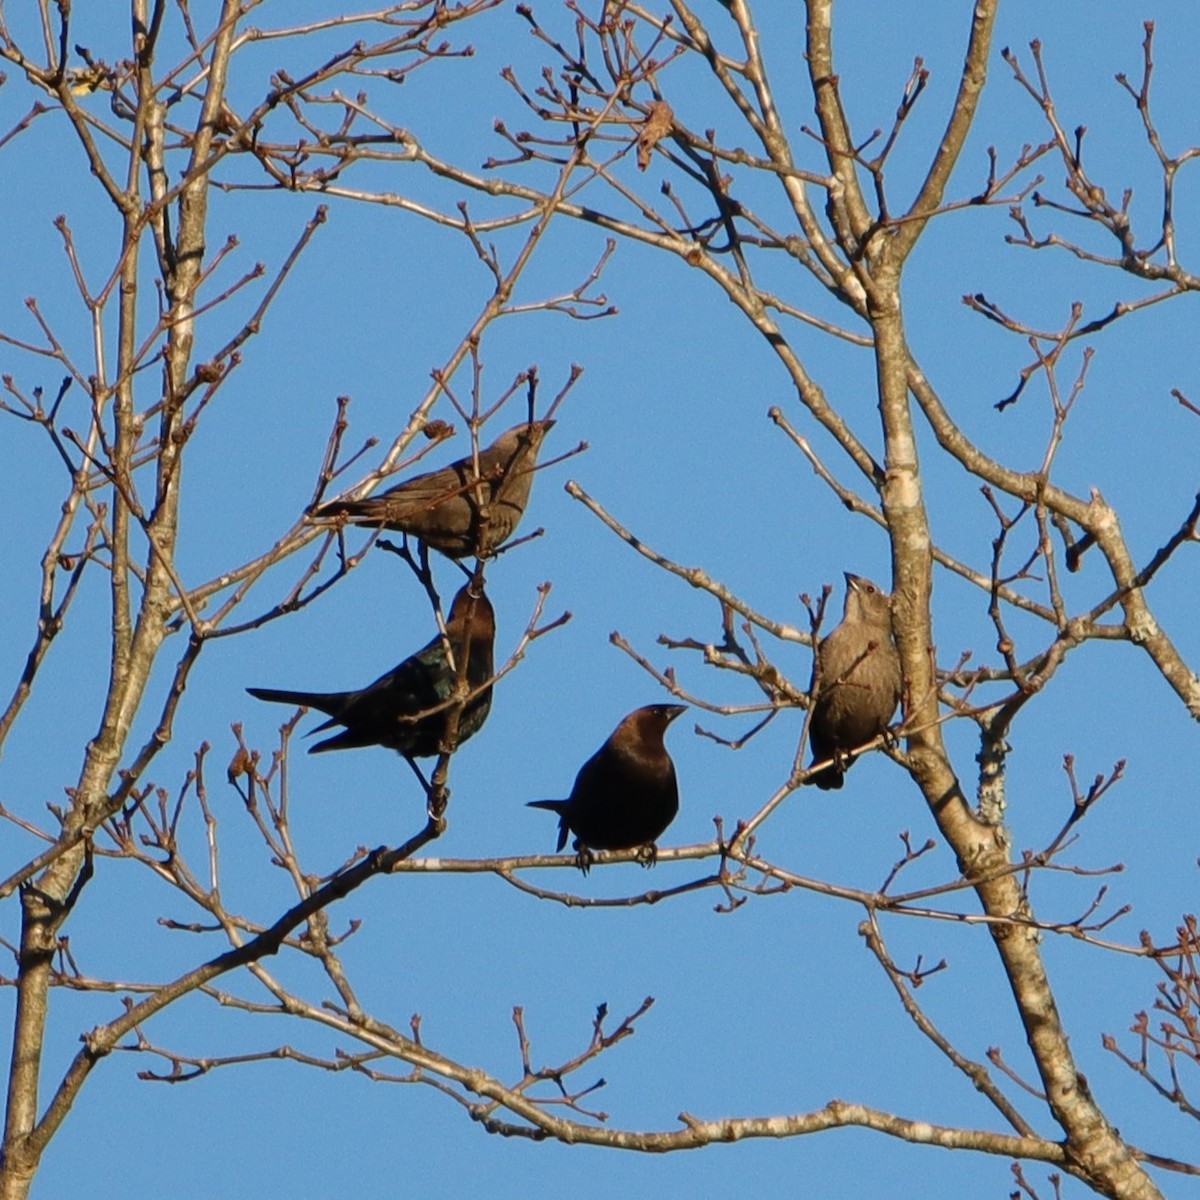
[807,573,901,790]
[311,420,554,559]
[247,583,495,763]
[528,703,686,873]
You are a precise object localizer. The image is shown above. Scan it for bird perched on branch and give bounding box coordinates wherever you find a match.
[529,703,686,872]
[808,573,901,790]
[247,583,495,760]
[311,420,555,559]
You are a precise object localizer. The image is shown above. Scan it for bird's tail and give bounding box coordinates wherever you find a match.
[526,799,570,852]
[247,686,341,719]
[311,498,379,523]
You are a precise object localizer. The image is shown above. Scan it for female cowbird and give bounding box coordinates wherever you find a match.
[808,573,902,790]
[528,703,686,872]
[311,420,554,559]
[247,584,495,760]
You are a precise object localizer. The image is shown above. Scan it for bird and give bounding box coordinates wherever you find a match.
[310,419,555,559]
[807,573,902,790]
[528,703,686,872]
[247,583,495,761]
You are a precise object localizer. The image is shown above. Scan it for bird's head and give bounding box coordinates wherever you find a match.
[624,703,687,745]
[843,572,892,625]
[446,583,495,637]
[492,417,555,454]
[519,418,555,450]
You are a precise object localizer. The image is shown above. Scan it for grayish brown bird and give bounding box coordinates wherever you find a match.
[528,703,686,872]
[808,573,901,790]
[247,583,495,761]
[311,420,554,559]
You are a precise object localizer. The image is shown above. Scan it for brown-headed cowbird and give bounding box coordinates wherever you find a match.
[528,703,686,872]
[808,573,901,790]
[311,420,554,559]
[247,583,495,761]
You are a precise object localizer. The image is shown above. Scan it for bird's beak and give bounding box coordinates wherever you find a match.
[844,571,862,591]
[664,704,687,723]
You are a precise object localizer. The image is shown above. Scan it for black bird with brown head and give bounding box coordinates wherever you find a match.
[529,703,686,872]
[247,582,495,764]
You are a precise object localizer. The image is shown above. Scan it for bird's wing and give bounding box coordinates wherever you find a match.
[333,643,446,728]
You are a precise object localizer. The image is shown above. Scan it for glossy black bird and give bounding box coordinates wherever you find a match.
[311,420,554,559]
[808,573,901,790]
[247,583,495,760]
[528,703,686,872]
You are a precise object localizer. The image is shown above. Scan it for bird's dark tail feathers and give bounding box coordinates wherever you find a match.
[246,686,342,719]
[312,499,379,523]
[526,799,570,852]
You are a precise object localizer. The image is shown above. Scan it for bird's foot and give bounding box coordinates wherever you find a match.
[573,842,595,876]
[635,843,658,869]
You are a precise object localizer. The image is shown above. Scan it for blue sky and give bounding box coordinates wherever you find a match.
[2,3,1199,1197]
